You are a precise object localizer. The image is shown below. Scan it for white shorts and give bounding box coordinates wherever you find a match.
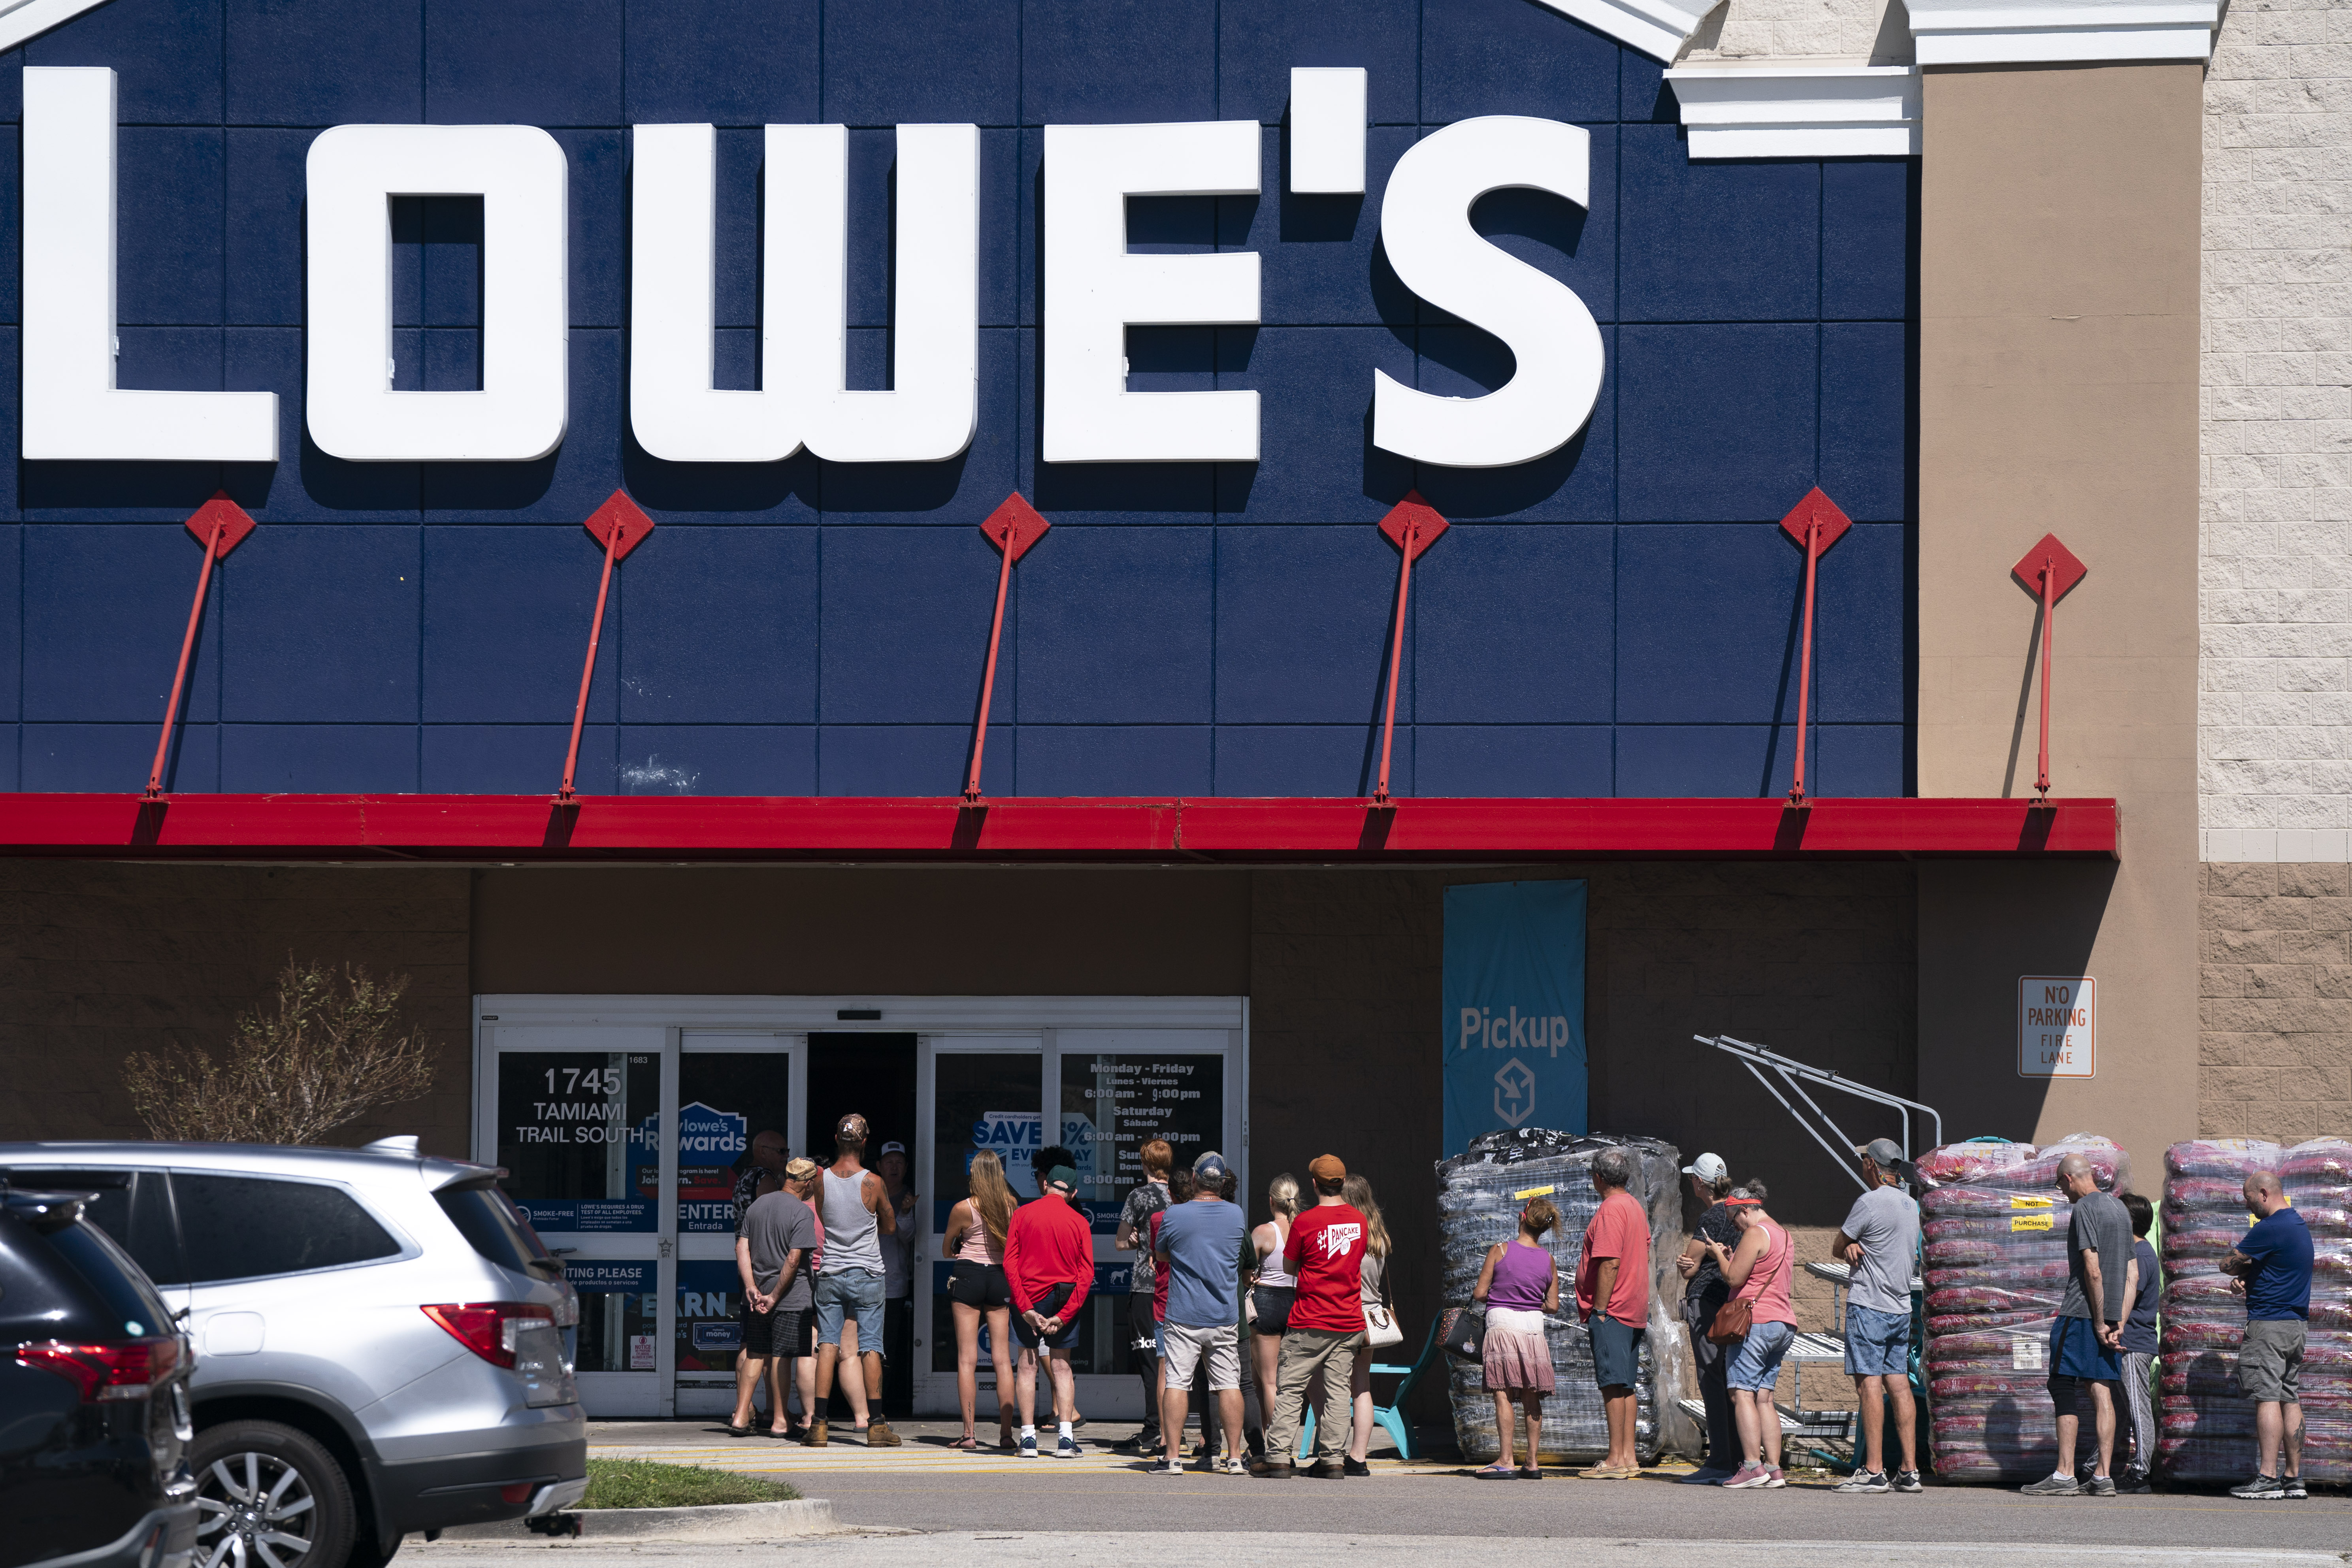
[1160,1321,1243,1391]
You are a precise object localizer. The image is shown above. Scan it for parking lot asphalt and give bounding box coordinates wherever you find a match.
[582,1418,2352,1553]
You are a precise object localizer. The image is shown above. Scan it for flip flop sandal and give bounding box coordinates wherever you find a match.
[765,1428,796,1439]
[724,1425,754,1438]
[1475,1462,1519,1479]
[1518,1467,1545,1479]
[949,1435,979,1450]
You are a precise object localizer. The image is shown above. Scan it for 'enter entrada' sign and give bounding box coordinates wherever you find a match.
[2018,976,2095,1079]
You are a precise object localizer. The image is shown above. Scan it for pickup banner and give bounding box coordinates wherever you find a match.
[1442,880,1589,1153]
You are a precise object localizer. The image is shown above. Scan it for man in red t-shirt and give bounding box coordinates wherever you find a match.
[1574,1146,1651,1477]
[1253,1153,1365,1478]
[1003,1155,1094,1459]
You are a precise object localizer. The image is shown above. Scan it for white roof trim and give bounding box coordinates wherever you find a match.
[1665,64,1921,158]
[0,0,114,53]
[1529,0,1715,63]
[1907,0,2216,63]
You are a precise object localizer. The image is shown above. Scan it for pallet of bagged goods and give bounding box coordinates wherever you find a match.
[2158,1138,2352,1485]
[1920,1134,2128,1482]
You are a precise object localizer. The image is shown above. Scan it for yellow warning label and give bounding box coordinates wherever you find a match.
[1513,1185,1557,1200]
[2010,1195,2054,1209]
[2011,1214,2056,1232]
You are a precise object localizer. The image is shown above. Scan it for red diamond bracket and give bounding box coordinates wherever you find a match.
[584,490,657,561]
[185,492,257,558]
[1379,490,1449,562]
[1779,486,1852,554]
[2011,532,2087,602]
[983,493,1051,563]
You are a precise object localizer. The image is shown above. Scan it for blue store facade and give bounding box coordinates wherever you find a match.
[0,0,2162,1427]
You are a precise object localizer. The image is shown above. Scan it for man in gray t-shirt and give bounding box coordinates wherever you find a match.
[2019,1153,2137,1496]
[1831,1138,1923,1490]
[732,1184,818,1436]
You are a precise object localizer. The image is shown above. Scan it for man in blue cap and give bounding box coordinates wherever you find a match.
[1153,1150,1250,1474]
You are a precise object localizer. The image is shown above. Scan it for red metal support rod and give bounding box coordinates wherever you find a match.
[559,493,657,803]
[1777,488,1851,807]
[967,495,1051,804]
[1373,494,1448,806]
[2009,533,2086,805]
[146,495,256,800]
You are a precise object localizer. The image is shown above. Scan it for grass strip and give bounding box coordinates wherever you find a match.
[579,1458,800,1508]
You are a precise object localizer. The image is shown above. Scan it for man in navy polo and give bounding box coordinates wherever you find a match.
[2222,1169,2315,1500]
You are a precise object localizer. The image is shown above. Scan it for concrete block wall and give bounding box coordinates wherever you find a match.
[2199,859,2352,1138]
[2198,0,2352,858]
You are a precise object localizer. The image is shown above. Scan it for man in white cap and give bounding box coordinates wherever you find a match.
[1832,1137,1922,1494]
[1673,1152,1739,1481]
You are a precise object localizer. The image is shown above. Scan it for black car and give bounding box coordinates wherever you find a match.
[2,1183,196,1568]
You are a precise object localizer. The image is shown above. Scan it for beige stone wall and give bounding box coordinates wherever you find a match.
[2199,860,2352,1138]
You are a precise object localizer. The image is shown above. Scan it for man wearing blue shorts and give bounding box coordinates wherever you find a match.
[1833,1138,1922,1494]
[2021,1152,2134,1496]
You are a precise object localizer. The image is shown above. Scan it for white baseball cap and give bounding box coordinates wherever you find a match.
[1682,1152,1729,1184]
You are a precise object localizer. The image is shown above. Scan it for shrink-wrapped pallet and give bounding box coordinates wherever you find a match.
[1920,1135,2127,1482]
[2157,1138,2352,1485]
[1434,1130,1692,1464]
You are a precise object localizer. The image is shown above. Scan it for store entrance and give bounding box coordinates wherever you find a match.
[806,1032,918,1414]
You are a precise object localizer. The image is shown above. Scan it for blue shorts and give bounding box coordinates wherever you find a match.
[1728,1319,1795,1392]
[1845,1303,1911,1378]
[813,1269,886,1351]
[1588,1315,1645,1391]
[2049,1315,2121,1382]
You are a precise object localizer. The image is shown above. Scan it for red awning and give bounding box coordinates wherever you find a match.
[0,793,2119,863]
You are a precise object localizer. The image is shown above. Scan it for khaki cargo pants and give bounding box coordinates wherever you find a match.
[1265,1325,1362,1466]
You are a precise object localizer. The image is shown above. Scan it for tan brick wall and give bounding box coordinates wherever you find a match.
[0,863,472,1157]
[2199,859,2352,1138]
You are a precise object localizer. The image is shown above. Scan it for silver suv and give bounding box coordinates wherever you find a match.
[0,1139,586,1568]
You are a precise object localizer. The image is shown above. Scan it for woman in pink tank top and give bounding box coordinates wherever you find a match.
[1704,1182,1798,1489]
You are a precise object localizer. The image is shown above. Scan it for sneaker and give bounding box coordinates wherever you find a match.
[1145,1457,1180,1475]
[1343,1458,1370,1478]
[1018,1432,1038,1459]
[1055,1434,1082,1459]
[2284,1477,2307,1500]
[1892,1470,1924,1494]
[1836,1470,1890,1494]
[1223,1455,1250,1476]
[1190,1452,1219,1474]
[1680,1467,1736,1485]
[1722,1462,1772,1489]
[2230,1474,2285,1500]
[2020,1473,2082,1496]
[1763,1466,1787,1489]
[2085,1475,2116,1497]
[2117,1472,2152,1495]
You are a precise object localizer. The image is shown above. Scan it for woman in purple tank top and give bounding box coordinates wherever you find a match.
[1473,1197,1564,1478]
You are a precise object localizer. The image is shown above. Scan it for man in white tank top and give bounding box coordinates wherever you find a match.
[810,1113,901,1446]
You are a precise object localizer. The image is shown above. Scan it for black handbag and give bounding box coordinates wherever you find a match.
[1438,1305,1487,1361]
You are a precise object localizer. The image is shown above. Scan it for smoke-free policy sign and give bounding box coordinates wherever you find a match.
[2019,976,2095,1078]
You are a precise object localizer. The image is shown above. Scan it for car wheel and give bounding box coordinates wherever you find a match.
[190,1419,356,1568]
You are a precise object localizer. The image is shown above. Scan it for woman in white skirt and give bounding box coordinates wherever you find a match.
[1473,1197,1563,1478]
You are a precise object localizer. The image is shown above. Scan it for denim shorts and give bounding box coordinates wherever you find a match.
[1727,1319,1795,1392]
[1845,1303,1911,1378]
[1588,1314,1645,1391]
[813,1268,886,1351]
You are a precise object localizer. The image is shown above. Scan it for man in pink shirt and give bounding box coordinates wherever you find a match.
[1574,1147,1651,1478]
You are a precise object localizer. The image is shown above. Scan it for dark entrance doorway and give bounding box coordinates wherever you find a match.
[807,1031,918,1415]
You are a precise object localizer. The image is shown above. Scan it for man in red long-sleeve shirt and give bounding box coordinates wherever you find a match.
[1004,1150,1093,1458]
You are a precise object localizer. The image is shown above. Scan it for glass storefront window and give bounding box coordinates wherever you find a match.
[675,1052,790,1234]
[565,1260,657,1372]
[496,1051,661,1233]
[929,1051,1039,1375]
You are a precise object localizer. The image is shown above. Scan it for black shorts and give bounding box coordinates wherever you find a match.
[742,1302,813,1359]
[948,1261,1012,1309]
[1252,1286,1294,1333]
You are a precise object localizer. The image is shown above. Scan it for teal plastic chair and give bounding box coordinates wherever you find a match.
[1295,1319,1442,1462]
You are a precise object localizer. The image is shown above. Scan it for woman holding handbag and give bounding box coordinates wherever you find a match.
[1342,1174,1398,1476]
[1704,1183,1798,1489]
[1472,1196,1562,1478]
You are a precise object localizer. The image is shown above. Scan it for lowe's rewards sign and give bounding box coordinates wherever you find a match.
[0,0,1911,803]
[1443,880,1587,1151]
